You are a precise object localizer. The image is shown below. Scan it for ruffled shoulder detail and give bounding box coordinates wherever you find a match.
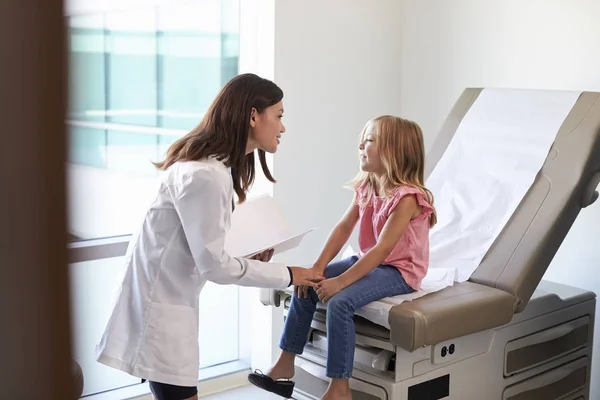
[385,185,434,220]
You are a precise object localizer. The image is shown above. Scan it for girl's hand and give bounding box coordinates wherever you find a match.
[316,277,346,303]
[249,248,274,262]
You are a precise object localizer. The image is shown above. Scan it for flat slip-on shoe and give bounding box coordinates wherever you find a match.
[248,369,295,398]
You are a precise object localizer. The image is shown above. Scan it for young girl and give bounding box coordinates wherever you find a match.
[248,115,437,400]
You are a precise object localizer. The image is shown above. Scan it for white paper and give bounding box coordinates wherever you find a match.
[426,88,581,282]
[224,194,314,258]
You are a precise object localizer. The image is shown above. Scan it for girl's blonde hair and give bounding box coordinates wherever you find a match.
[350,115,437,227]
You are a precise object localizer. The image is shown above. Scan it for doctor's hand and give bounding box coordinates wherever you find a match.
[249,248,274,262]
[295,284,310,299]
[315,277,346,303]
[289,266,325,288]
[296,262,327,299]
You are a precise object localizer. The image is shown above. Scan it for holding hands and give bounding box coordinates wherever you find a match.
[289,266,325,287]
[251,251,348,302]
[294,263,348,303]
[249,249,325,287]
[295,263,325,299]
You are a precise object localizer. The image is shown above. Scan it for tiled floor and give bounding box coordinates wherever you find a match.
[203,384,288,399]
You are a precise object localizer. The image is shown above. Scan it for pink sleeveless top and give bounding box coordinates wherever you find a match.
[355,184,434,290]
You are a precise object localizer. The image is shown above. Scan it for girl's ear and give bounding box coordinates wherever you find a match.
[249,107,257,128]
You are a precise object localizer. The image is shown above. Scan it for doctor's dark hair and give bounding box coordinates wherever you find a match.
[154,73,282,203]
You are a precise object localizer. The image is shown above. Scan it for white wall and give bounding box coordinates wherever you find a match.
[399,0,600,147]
[272,0,404,267]
[399,1,600,397]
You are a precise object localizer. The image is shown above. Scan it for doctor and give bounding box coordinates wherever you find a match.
[95,73,324,400]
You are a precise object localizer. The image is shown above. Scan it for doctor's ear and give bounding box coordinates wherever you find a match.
[249,107,257,128]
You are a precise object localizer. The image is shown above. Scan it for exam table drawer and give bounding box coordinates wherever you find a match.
[309,331,394,372]
[295,358,387,400]
[502,356,588,400]
[504,316,590,376]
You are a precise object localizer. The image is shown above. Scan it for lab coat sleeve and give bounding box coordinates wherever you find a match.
[171,168,291,289]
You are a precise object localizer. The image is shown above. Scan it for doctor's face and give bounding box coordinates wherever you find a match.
[247,100,286,154]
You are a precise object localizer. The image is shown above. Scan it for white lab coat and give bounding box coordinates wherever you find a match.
[95,157,291,386]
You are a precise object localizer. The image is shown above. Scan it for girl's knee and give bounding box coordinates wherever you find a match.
[290,287,319,306]
[326,295,353,315]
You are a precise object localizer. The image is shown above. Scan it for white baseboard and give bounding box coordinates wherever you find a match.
[130,363,251,400]
[82,361,251,400]
[197,368,252,397]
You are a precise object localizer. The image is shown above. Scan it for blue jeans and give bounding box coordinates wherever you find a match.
[279,255,415,379]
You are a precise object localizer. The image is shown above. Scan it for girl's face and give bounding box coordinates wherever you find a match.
[359,123,384,176]
[247,101,286,154]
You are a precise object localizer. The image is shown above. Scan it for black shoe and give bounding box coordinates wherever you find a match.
[248,369,295,398]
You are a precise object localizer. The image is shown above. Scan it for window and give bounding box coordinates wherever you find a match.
[67,0,241,239]
[66,0,248,397]
[67,0,240,173]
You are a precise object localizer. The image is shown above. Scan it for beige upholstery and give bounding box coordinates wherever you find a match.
[388,282,517,351]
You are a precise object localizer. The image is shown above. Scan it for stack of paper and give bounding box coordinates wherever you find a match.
[224,194,314,258]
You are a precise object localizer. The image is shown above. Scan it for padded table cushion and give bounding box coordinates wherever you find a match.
[388,282,518,351]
